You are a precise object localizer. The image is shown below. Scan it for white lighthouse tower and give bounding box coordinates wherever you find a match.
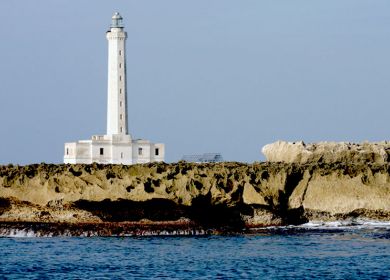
[107,13,128,136]
[64,13,165,164]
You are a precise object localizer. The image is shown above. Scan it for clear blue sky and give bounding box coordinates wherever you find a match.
[0,1,389,164]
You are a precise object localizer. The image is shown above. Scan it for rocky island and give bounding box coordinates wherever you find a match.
[1,141,389,236]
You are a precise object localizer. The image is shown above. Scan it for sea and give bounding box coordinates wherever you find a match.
[0,221,389,279]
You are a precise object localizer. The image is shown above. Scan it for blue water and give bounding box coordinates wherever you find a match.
[1,227,390,279]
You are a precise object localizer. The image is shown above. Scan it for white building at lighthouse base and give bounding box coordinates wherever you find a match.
[64,134,164,164]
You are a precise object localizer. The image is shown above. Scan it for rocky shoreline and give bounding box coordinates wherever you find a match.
[1,147,390,235]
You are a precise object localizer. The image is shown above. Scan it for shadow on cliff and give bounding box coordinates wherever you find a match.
[0,198,12,215]
[264,166,309,225]
[73,195,248,230]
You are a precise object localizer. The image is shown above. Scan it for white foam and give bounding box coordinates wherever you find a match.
[256,220,390,231]
[1,221,389,237]
[1,229,38,238]
[0,228,209,238]
[298,220,390,230]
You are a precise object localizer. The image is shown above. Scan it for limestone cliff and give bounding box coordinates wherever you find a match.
[262,141,390,164]
[0,161,389,233]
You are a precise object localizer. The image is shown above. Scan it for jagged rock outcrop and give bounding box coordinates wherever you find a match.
[262,140,390,164]
[0,161,389,233]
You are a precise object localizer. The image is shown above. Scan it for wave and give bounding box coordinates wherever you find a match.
[0,228,209,238]
[298,220,390,229]
[258,219,390,231]
[3,229,42,238]
[1,220,390,238]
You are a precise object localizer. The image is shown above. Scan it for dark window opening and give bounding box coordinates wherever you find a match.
[121,152,123,159]
[66,148,69,155]
[119,50,121,55]
[100,148,104,155]
[138,147,143,155]
[155,148,159,156]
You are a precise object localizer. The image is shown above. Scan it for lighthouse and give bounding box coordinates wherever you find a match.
[106,13,128,136]
[64,13,165,164]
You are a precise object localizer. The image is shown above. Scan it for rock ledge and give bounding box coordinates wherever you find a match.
[262,140,390,164]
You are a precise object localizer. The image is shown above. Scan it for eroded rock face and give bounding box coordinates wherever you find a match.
[262,140,390,164]
[0,162,389,230]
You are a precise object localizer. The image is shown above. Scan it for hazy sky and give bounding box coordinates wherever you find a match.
[0,1,390,164]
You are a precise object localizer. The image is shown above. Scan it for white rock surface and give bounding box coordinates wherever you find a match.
[262,140,390,164]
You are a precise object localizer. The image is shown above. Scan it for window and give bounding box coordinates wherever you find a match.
[119,63,122,68]
[155,148,159,156]
[119,50,121,55]
[119,76,122,81]
[66,148,69,155]
[120,89,122,94]
[120,127,122,132]
[120,101,122,107]
[121,152,123,159]
[120,114,122,120]
[100,148,104,155]
[138,147,143,155]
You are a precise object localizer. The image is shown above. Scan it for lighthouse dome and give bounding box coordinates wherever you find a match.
[112,12,122,19]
